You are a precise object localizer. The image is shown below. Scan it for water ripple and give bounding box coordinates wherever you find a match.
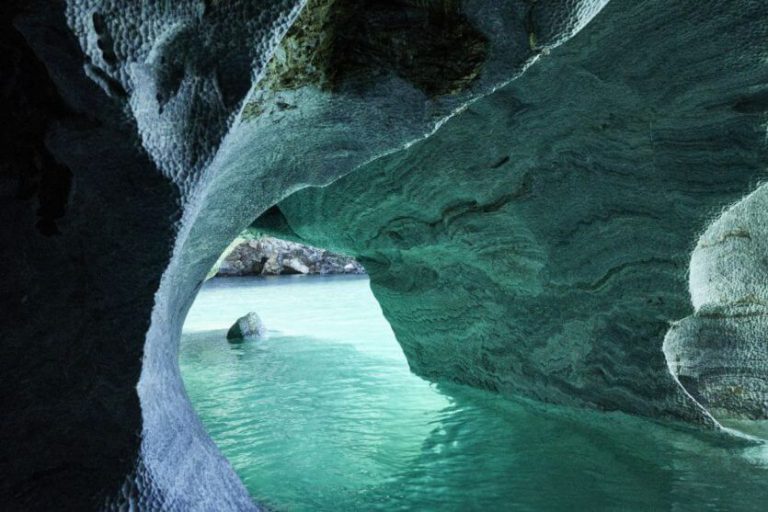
[181,276,768,511]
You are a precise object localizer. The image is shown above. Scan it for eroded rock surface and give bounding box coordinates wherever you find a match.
[3,0,768,510]
[665,184,768,424]
[254,0,768,423]
[227,312,266,342]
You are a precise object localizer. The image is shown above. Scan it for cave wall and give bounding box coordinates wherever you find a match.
[132,1,603,508]
[1,0,619,510]
[254,0,768,423]
[4,0,768,509]
[0,2,179,509]
[1,0,306,509]
[665,184,768,425]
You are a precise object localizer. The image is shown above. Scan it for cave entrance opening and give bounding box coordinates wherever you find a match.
[178,232,455,510]
[175,231,768,512]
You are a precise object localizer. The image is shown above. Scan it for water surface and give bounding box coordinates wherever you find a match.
[181,275,768,511]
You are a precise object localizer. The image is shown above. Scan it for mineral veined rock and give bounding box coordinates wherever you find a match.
[3,1,617,508]
[664,184,768,424]
[4,0,768,510]
[253,0,768,425]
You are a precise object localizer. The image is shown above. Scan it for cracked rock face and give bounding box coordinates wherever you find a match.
[3,0,768,510]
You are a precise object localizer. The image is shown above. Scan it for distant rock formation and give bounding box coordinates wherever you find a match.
[214,236,365,277]
[227,313,266,342]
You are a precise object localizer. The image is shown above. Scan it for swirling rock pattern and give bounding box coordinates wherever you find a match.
[254,0,768,423]
[665,184,768,424]
[3,0,768,510]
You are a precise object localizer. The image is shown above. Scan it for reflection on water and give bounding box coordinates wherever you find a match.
[180,276,768,511]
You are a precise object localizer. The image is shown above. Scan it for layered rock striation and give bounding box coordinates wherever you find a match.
[665,185,768,426]
[3,0,768,510]
[253,1,768,423]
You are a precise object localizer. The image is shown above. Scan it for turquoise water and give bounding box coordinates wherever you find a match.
[180,276,768,511]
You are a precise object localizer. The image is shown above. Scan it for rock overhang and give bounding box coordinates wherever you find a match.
[5,0,768,510]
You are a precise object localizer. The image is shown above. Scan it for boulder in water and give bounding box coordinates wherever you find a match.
[226,312,266,342]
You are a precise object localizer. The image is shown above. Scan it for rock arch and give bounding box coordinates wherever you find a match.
[4,0,768,510]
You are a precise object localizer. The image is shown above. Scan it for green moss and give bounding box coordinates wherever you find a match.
[259,0,338,92]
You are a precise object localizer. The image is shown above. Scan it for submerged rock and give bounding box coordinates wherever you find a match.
[226,313,266,342]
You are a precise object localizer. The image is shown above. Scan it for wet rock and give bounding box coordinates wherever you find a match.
[7,0,768,509]
[252,0,768,424]
[226,312,266,342]
[664,184,768,423]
